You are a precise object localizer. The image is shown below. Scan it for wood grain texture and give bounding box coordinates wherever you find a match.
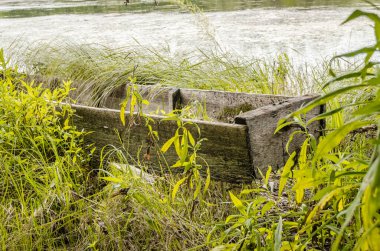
[71,104,253,183]
[235,95,324,175]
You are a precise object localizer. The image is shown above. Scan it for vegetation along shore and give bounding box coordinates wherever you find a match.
[0,2,379,250]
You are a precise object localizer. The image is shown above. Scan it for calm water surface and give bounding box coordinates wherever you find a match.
[0,0,379,64]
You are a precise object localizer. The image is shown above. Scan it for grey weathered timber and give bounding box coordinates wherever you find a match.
[100,84,290,122]
[235,95,324,175]
[59,84,324,183]
[72,104,253,183]
[179,89,290,122]
[28,76,324,181]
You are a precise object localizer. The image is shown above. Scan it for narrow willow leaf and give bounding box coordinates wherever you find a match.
[278,151,297,196]
[274,216,283,251]
[331,44,378,60]
[307,107,344,125]
[261,201,274,216]
[288,84,370,120]
[299,138,309,170]
[229,191,246,216]
[180,131,189,163]
[161,136,176,153]
[101,176,123,184]
[353,101,380,116]
[203,167,211,195]
[323,72,363,88]
[265,166,272,187]
[305,188,342,227]
[188,130,195,146]
[174,130,181,156]
[312,120,371,165]
[275,120,295,134]
[239,189,265,196]
[161,116,180,122]
[172,176,187,201]
[312,185,334,201]
[225,214,240,224]
[295,189,305,205]
[193,179,201,200]
[130,94,136,115]
[171,160,185,168]
[341,10,380,26]
[286,130,303,153]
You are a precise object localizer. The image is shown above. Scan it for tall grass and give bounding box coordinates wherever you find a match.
[13,41,331,106]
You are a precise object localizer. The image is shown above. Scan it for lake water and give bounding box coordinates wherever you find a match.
[0,0,379,65]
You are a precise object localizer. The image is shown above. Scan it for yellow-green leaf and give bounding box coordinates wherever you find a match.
[278,151,297,196]
[172,176,188,201]
[203,167,211,195]
[161,136,176,153]
[312,120,370,164]
[229,191,246,215]
[188,131,195,146]
[101,177,123,184]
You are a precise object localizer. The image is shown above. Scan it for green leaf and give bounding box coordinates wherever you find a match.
[229,191,246,216]
[203,167,211,195]
[298,138,309,170]
[274,216,283,251]
[288,84,371,120]
[353,101,380,117]
[265,166,272,187]
[193,180,201,200]
[120,94,129,126]
[275,120,295,134]
[172,176,188,201]
[278,151,297,196]
[101,176,123,184]
[323,72,363,89]
[286,130,304,153]
[171,160,185,168]
[161,136,177,153]
[188,130,195,146]
[174,130,181,156]
[130,93,136,114]
[331,44,378,60]
[312,120,371,165]
[342,10,380,26]
[180,131,189,163]
[261,201,274,216]
[307,107,344,125]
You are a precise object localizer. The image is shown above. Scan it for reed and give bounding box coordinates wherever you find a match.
[14,41,332,105]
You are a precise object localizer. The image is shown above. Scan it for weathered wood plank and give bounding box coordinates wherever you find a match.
[235,95,324,175]
[179,89,291,122]
[71,104,253,183]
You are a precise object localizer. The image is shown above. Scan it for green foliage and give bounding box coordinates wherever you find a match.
[0,49,95,249]
[276,8,380,250]
[161,111,211,202]
[207,187,279,250]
